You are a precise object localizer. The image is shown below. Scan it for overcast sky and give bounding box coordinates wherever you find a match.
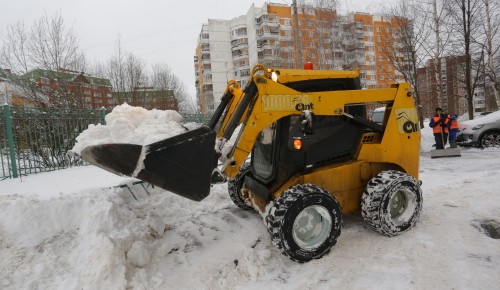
[0,0,393,97]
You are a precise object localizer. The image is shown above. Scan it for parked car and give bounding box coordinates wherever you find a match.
[457,110,500,147]
[370,107,386,125]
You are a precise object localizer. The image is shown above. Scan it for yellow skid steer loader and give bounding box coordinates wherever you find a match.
[80,64,423,262]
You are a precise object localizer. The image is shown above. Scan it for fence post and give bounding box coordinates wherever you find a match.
[100,107,107,125]
[3,104,18,178]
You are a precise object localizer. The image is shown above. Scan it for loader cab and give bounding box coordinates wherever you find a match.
[249,109,365,197]
[246,76,370,201]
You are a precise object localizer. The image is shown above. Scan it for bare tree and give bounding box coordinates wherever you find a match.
[311,0,338,70]
[107,38,127,93]
[382,1,432,127]
[482,0,500,109]
[447,0,486,119]
[150,63,197,112]
[0,12,86,108]
[432,0,446,109]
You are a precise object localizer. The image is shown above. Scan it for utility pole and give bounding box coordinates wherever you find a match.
[292,0,303,69]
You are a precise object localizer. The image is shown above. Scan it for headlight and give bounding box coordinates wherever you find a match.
[271,72,279,82]
[472,124,484,130]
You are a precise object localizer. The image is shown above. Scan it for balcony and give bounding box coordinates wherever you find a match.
[201,44,210,52]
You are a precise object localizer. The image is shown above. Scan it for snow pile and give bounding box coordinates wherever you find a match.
[71,104,187,155]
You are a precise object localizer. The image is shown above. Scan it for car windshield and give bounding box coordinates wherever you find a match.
[371,111,385,124]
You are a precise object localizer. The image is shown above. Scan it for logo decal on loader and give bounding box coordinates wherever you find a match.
[262,94,313,112]
[395,108,420,134]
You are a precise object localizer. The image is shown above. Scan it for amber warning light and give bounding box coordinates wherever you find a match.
[293,138,303,150]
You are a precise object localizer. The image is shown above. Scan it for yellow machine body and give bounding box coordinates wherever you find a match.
[217,68,420,213]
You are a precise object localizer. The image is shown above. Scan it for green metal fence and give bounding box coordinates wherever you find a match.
[0,104,212,179]
[0,105,106,179]
[181,114,212,124]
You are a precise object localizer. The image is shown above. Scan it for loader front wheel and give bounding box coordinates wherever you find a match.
[266,184,342,262]
[361,170,423,236]
[227,163,252,210]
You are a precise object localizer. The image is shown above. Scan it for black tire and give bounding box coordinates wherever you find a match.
[227,163,252,210]
[266,184,342,262]
[361,170,423,236]
[480,131,500,148]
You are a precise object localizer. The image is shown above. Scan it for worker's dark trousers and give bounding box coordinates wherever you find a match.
[449,130,458,148]
[434,133,448,149]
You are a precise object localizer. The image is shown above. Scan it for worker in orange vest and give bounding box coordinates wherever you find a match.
[429,107,450,149]
[448,114,459,148]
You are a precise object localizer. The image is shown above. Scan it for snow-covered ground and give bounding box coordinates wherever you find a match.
[1,123,499,289]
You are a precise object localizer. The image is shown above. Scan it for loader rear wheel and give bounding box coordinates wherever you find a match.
[361,170,423,236]
[227,163,252,210]
[266,184,342,262]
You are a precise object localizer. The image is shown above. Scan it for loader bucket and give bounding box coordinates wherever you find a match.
[80,126,217,201]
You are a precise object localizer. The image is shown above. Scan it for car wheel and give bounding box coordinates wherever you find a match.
[480,131,500,148]
[361,170,423,236]
[266,184,342,262]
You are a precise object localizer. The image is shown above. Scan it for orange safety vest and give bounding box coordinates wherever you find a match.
[432,116,449,134]
[450,119,459,130]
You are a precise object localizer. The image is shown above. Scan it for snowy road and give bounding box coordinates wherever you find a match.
[1,131,499,289]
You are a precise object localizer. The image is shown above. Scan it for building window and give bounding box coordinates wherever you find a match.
[380,75,384,80]
[309,31,314,37]
[307,21,313,27]
[376,26,380,32]
[284,19,291,25]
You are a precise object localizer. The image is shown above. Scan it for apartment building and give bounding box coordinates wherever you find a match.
[194,3,406,114]
[417,55,498,118]
[112,87,178,111]
[24,68,113,109]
